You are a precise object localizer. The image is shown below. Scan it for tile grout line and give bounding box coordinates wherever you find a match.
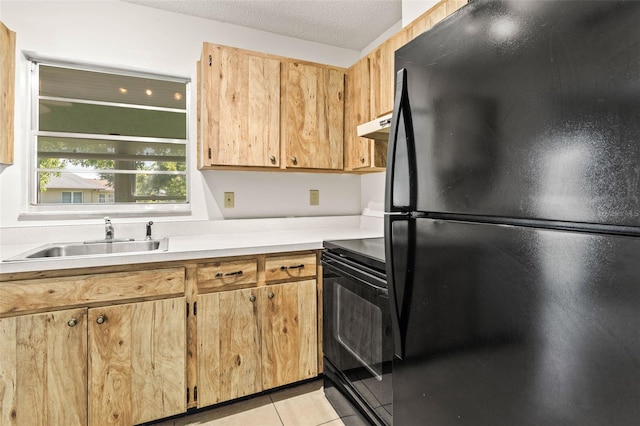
[269,393,286,426]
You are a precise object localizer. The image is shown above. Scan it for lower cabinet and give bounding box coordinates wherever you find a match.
[261,280,318,389]
[88,298,186,425]
[0,298,186,426]
[0,307,88,425]
[0,252,320,424]
[197,279,318,407]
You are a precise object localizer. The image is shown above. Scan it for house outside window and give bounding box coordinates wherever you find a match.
[30,57,189,214]
[61,191,83,204]
[99,193,115,204]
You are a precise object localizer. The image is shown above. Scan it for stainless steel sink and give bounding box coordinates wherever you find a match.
[4,238,169,261]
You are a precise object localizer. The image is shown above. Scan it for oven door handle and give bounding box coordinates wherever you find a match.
[322,257,388,293]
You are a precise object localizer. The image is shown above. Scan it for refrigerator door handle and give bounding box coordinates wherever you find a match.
[386,216,414,360]
[385,68,417,213]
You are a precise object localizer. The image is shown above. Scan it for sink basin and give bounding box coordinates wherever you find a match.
[4,238,169,261]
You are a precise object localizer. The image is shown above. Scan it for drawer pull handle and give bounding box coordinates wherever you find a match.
[96,315,106,325]
[67,318,78,327]
[249,294,256,302]
[268,292,275,299]
[215,270,244,278]
[280,264,305,271]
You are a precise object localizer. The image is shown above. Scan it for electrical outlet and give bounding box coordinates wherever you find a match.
[224,192,234,208]
[309,189,320,206]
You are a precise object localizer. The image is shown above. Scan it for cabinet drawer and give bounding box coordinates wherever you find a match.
[0,267,185,317]
[265,253,317,282]
[197,259,258,291]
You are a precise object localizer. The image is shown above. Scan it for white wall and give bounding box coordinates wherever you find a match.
[0,0,370,228]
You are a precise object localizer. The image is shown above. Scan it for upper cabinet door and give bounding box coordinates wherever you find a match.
[200,43,281,168]
[344,56,373,170]
[408,0,468,40]
[369,30,410,120]
[283,62,345,170]
[0,21,15,165]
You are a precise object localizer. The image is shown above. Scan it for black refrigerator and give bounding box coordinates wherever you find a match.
[385,1,640,425]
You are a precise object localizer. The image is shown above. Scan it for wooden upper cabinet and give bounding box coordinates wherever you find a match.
[344,56,374,171]
[282,61,345,170]
[1,21,16,165]
[200,43,281,168]
[368,30,410,120]
[0,308,88,426]
[367,0,467,121]
[408,0,468,40]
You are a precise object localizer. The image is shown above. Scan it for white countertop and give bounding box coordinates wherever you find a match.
[0,216,383,275]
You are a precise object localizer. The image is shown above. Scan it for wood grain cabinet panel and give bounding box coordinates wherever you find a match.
[197,259,258,292]
[196,279,317,407]
[265,252,316,282]
[261,280,318,389]
[200,43,281,168]
[0,21,15,165]
[88,298,186,425]
[368,30,410,120]
[196,288,262,406]
[343,55,388,173]
[408,0,467,40]
[0,308,88,426]
[0,267,185,317]
[344,56,373,171]
[367,0,467,121]
[283,62,345,170]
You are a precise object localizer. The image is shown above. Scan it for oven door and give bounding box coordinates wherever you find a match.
[322,251,393,426]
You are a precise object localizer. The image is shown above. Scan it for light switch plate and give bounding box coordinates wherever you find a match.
[224,192,234,208]
[309,189,319,206]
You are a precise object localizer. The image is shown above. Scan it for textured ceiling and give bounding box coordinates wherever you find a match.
[122,0,402,51]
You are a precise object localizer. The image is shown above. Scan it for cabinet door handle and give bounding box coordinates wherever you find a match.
[360,157,365,163]
[96,315,106,325]
[67,318,78,327]
[249,294,256,302]
[291,156,298,165]
[280,264,305,270]
[270,156,276,163]
[215,270,243,278]
[268,292,275,299]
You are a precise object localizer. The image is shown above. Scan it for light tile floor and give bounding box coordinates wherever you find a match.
[151,380,345,426]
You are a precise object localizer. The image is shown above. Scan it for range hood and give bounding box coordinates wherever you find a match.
[357,112,392,141]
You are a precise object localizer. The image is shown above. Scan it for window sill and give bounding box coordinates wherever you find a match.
[19,204,191,221]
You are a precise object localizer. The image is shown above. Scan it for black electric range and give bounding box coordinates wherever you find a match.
[323,237,385,274]
[321,237,392,426]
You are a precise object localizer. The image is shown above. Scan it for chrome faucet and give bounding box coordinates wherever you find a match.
[145,221,153,240]
[105,217,114,240]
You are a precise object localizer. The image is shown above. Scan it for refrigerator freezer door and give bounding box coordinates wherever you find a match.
[385,68,416,213]
[394,0,640,227]
[390,217,640,426]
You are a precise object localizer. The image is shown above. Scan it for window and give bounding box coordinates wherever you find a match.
[30,58,189,213]
[61,191,83,204]
[98,193,115,204]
